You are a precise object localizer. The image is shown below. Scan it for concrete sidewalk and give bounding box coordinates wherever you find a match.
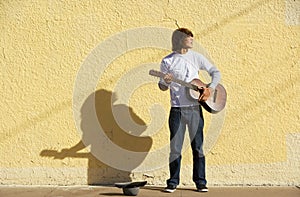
[0,185,299,197]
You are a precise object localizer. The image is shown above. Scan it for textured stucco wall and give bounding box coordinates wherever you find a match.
[1,0,299,186]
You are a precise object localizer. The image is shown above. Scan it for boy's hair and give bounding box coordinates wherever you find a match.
[172,28,194,51]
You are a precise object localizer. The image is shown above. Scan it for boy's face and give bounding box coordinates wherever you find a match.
[182,36,193,49]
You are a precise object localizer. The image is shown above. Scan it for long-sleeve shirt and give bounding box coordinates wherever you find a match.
[159,50,221,107]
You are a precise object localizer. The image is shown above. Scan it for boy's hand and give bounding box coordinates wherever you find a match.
[163,73,173,84]
[198,87,212,102]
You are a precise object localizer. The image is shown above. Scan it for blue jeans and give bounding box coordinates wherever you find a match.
[167,105,206,187]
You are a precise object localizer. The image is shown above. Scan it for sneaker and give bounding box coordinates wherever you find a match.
[164,185,177,193]
[197,184,208,192]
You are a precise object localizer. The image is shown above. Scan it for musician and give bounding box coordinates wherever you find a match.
[158,28,221,193]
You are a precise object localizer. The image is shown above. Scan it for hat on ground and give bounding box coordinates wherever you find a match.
[115,181,147,196]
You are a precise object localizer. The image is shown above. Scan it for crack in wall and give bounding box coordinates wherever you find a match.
[2,47,5,59]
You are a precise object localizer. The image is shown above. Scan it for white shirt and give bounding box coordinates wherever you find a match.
[159,50,221,107]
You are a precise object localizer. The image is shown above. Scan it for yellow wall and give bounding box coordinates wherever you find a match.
[1,0,299,186]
